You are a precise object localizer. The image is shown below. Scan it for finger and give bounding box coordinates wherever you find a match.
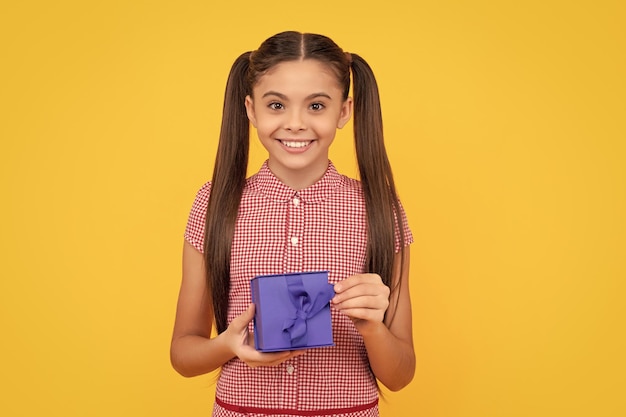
[239,348,304,367]
[230,304,255,330]
[334,274,382,293]
[333,284,389,305]
[336,282,388,297]
[334,294,389,312]
[338,307,386,323]
[241,303,255,322]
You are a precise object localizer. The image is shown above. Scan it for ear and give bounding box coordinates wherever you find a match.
[337,97,353,129]
[245,95,257,127]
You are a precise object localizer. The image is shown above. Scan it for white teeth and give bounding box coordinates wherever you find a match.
[281,140,311,148]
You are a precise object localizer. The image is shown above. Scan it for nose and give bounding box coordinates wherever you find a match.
[284,109,306,131]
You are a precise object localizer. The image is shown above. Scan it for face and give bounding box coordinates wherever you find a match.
[245,59,352,189]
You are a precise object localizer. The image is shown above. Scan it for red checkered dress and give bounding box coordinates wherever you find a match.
[184,161,413,417]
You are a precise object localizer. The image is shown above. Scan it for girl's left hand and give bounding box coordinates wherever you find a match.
[332,273,390,327]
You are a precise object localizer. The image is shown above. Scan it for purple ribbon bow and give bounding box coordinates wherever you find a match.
[282,275,335,347]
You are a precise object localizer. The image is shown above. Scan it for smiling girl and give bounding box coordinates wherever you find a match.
[171,31,414,417]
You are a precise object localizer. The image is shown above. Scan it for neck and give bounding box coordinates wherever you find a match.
[267,160,329,190]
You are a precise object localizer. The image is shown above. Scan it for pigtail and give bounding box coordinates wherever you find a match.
[350,53,406,308]
[204,52,251,334]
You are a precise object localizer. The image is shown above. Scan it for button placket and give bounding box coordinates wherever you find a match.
[286,364,295,375]
[285,193,304,272]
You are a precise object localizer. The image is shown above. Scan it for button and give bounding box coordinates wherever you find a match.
[286,364,295,375]
[293,197,300,207]
[290,237,298,246]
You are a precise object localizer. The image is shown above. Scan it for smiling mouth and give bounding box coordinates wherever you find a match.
[279,140,312,148]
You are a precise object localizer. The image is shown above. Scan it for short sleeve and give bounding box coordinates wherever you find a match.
[394,199,414,253]
[184,182,212,253]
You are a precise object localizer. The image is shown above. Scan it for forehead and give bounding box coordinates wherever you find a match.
[253,59,343,95]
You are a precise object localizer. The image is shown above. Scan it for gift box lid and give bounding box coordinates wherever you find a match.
[251,271,335,352]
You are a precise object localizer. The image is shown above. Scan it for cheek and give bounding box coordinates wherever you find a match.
[314,121,340,137]
[255,119,280,136]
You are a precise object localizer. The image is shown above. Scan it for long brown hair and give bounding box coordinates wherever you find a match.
[204,31,406,333]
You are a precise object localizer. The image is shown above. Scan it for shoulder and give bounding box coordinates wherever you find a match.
[340,175,362,190]
[336,174,365,199]
[188,181,212,211]
[183,181,212,252]
[324,161,363,197]
[194,181,212,200]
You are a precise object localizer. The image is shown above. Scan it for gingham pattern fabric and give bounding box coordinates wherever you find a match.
[184,161,413,417]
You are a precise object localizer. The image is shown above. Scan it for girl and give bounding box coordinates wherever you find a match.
[171,31,414,417]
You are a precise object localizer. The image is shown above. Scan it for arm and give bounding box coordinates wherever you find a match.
[332,247,415,391]
[170,240,303,377]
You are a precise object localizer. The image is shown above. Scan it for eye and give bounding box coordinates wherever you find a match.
[310,102,325,111]
[268,102,284,110]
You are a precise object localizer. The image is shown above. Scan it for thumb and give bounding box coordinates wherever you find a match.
[231,303,255,330]
[242,303,255,322]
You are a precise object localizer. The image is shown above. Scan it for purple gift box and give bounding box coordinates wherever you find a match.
[250,271,335,352]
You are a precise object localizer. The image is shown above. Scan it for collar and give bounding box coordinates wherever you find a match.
[250,160,344,204]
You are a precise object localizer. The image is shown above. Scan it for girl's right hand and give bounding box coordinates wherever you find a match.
[224,304,305,367]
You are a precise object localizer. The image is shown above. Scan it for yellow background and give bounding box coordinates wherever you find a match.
[1,1,624,416]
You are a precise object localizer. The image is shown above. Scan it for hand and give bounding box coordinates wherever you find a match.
[224,304,305,367]
[332,273,390,329]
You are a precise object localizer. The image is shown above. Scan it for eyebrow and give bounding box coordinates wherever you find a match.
[261,91,332,100]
